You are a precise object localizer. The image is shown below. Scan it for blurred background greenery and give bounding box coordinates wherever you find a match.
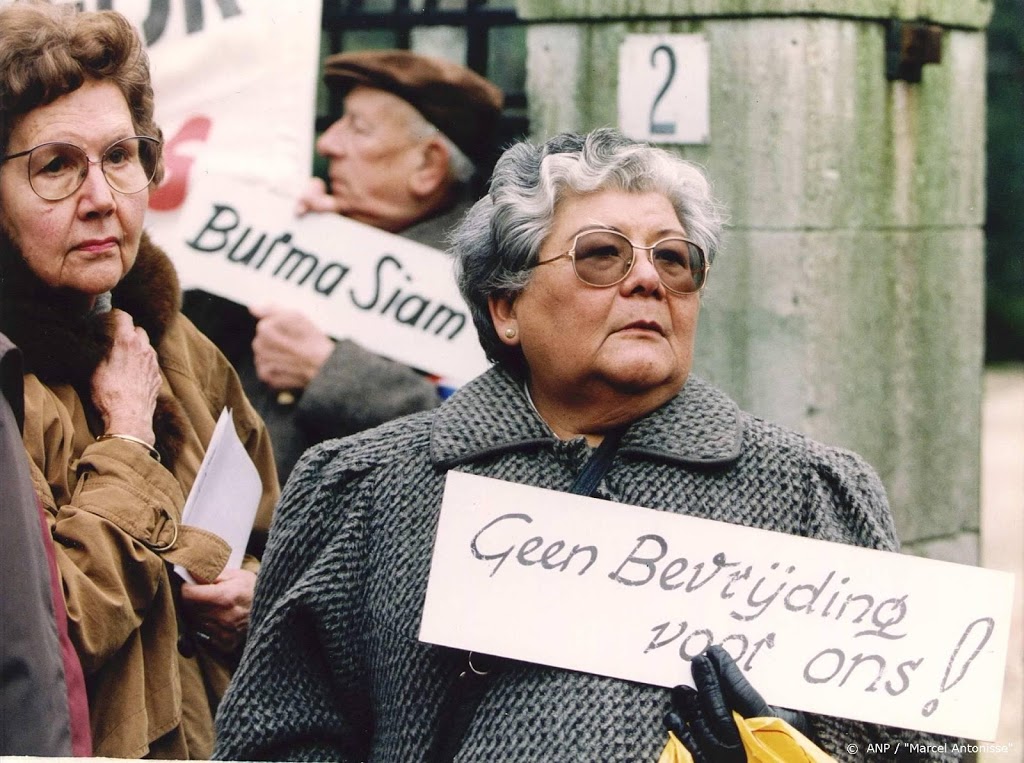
[986,0,1024,363]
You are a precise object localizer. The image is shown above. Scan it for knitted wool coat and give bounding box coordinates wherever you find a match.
[215,366,960,763]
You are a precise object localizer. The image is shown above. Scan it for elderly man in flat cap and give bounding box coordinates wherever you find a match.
[182,50,504,487]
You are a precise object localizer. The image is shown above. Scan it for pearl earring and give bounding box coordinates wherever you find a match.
[504,327,517,339]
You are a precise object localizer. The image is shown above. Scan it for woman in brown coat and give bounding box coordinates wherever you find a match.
[0,3,279,757]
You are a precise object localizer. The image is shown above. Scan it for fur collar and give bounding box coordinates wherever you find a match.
[0,232,188,467]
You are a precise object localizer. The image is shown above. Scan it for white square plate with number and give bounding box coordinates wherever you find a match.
[618,34,710,145]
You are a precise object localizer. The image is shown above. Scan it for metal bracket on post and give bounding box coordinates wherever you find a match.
[886,20,943,83]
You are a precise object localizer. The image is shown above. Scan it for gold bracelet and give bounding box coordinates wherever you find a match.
[96,432,162,463]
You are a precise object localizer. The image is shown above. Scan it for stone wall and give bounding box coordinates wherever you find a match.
[516,0,991,562]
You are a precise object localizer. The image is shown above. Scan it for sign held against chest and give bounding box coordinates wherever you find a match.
[420,471,1014,742]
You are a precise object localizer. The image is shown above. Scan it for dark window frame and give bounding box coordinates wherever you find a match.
[317,0,528,147]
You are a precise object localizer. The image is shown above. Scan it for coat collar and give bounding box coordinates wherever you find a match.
[0,334,24,431]
[401,193,475,250]
[0,232,180,387]
[430,366,743,470]
[0,232,188,467]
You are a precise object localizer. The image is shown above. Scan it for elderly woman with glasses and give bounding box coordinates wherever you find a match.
[215,129,957,762]
[0,3,279,758]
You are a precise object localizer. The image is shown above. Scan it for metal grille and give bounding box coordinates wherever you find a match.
[317,0,529,153]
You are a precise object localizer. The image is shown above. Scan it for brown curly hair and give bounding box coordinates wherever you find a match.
[0,0,164,183]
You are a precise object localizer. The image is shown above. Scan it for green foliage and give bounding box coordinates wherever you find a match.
[986,0,1024,361]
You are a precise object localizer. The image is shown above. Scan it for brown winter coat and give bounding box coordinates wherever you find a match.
[2,234,279,758]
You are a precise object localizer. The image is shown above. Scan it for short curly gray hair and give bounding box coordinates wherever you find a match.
[451,127,725,375]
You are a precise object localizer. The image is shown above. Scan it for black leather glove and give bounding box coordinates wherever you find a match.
[663,645,820,763]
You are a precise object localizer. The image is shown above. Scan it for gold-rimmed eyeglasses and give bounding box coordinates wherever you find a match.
[0,136,160,201]
[529,229,710,294]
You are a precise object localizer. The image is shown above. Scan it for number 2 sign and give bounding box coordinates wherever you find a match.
[618,34,710,145]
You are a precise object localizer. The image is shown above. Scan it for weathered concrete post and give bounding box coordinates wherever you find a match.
[516,0,991,563]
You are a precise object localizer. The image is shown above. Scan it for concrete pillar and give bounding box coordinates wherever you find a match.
[516,0,991,563]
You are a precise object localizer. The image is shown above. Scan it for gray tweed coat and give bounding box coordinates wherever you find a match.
[214,367,960,762]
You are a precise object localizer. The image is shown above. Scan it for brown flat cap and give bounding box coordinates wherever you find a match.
[323,49,504,167]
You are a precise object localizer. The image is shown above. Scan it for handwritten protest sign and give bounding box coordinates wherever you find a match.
[420,472,1015,741]
[174,176,491,383]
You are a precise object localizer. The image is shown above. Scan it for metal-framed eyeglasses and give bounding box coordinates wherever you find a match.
[0,136,161,202]
[530,229,710,294]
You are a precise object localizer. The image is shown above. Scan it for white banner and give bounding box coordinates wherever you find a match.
[65,0,322,261]
[175,177,491,383]
[420,472,1015,741]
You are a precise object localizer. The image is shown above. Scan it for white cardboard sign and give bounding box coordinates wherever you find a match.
[420,472,1015,741]
[619,34,711,144]
[173,176,491,384]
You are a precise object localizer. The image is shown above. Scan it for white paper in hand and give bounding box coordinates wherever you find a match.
[173,408,262,584]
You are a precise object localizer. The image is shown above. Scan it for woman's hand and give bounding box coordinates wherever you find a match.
[91,309,161,443]
[180,568,256,654]
[249,304,334,391]
[663,645,819,763]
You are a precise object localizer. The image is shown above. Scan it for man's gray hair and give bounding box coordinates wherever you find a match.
[408,109,476,185]
[450,127,726,374]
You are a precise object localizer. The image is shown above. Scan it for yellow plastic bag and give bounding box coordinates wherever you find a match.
[657,712,836,763]
[657,731,695,763]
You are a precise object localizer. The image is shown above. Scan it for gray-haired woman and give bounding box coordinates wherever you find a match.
[215,129,958,762]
